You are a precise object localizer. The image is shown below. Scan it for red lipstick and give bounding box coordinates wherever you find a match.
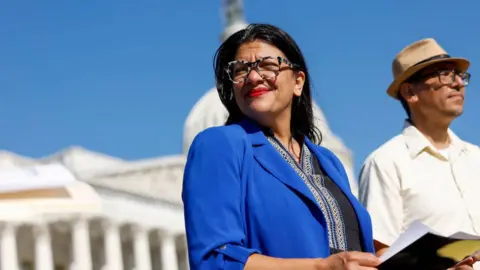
[247,87,270,98]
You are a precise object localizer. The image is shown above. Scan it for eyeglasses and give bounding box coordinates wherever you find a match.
[225,56,299,84]
[410,69,471,87]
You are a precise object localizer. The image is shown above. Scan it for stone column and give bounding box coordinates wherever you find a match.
[182,235,189,270]
[102,220,123,270]
[132,225,152,270]
[71,217,92,270]
[0,222,19,270]
[184,248,190,270]
[159,232,178,270]
[34,223,54,270]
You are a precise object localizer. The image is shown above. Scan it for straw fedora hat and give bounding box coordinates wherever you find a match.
[387,38,470,99]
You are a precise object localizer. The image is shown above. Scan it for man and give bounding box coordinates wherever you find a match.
[359,38,480,269]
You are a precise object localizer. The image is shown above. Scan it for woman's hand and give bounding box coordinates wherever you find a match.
[316,251,381,270]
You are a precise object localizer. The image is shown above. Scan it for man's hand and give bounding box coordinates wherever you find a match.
[449,250,480,270]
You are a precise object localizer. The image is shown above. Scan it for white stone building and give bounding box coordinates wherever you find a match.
[0,148,188,270]
[0,98,356,270]
[0,1,357,270]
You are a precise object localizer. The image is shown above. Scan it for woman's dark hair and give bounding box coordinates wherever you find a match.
[213,23,322,144]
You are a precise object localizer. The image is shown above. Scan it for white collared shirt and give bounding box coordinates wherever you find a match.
[359,121,480,247]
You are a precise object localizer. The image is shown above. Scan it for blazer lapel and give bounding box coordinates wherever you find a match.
[239,120,373,252]
[308,143,351,193]
[240,119,323,217]
[307,139,374,253]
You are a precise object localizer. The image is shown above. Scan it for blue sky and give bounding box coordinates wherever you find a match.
[1,0,479,174]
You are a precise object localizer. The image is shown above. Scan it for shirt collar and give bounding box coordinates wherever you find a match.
[402,119,467,159]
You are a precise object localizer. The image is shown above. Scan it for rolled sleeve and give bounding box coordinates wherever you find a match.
[182,128,260,270]
[215,244,260,267]
[358,157,403,246]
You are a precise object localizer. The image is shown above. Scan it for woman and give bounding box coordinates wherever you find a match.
[182,23,379,270]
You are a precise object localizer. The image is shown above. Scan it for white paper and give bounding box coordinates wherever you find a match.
[449,231,480,241]
[379,220,431,262]
[0,163,77,193]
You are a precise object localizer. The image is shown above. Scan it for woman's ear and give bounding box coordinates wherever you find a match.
[293,71,306,97]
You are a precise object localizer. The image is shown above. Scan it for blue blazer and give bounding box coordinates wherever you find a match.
[182,119,374,270]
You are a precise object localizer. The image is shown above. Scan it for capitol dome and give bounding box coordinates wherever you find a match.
[220,21,248,42]
[181,88,358,194]
[182,88,358,194]
[183,89,348,154]
[182,88,228,153]
[181,0,358,195]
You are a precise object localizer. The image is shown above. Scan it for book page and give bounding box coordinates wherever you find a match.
[379,220,431,262]
[450,232,480,240]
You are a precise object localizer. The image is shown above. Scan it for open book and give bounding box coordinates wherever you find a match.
[378,221,480,270]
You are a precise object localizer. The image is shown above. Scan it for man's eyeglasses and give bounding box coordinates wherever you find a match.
[225,56,299,84]
[409,69,471,87]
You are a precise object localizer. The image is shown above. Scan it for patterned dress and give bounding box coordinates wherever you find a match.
[266,135,363,254]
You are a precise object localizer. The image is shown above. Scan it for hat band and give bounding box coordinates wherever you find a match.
[413,54,451,67]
